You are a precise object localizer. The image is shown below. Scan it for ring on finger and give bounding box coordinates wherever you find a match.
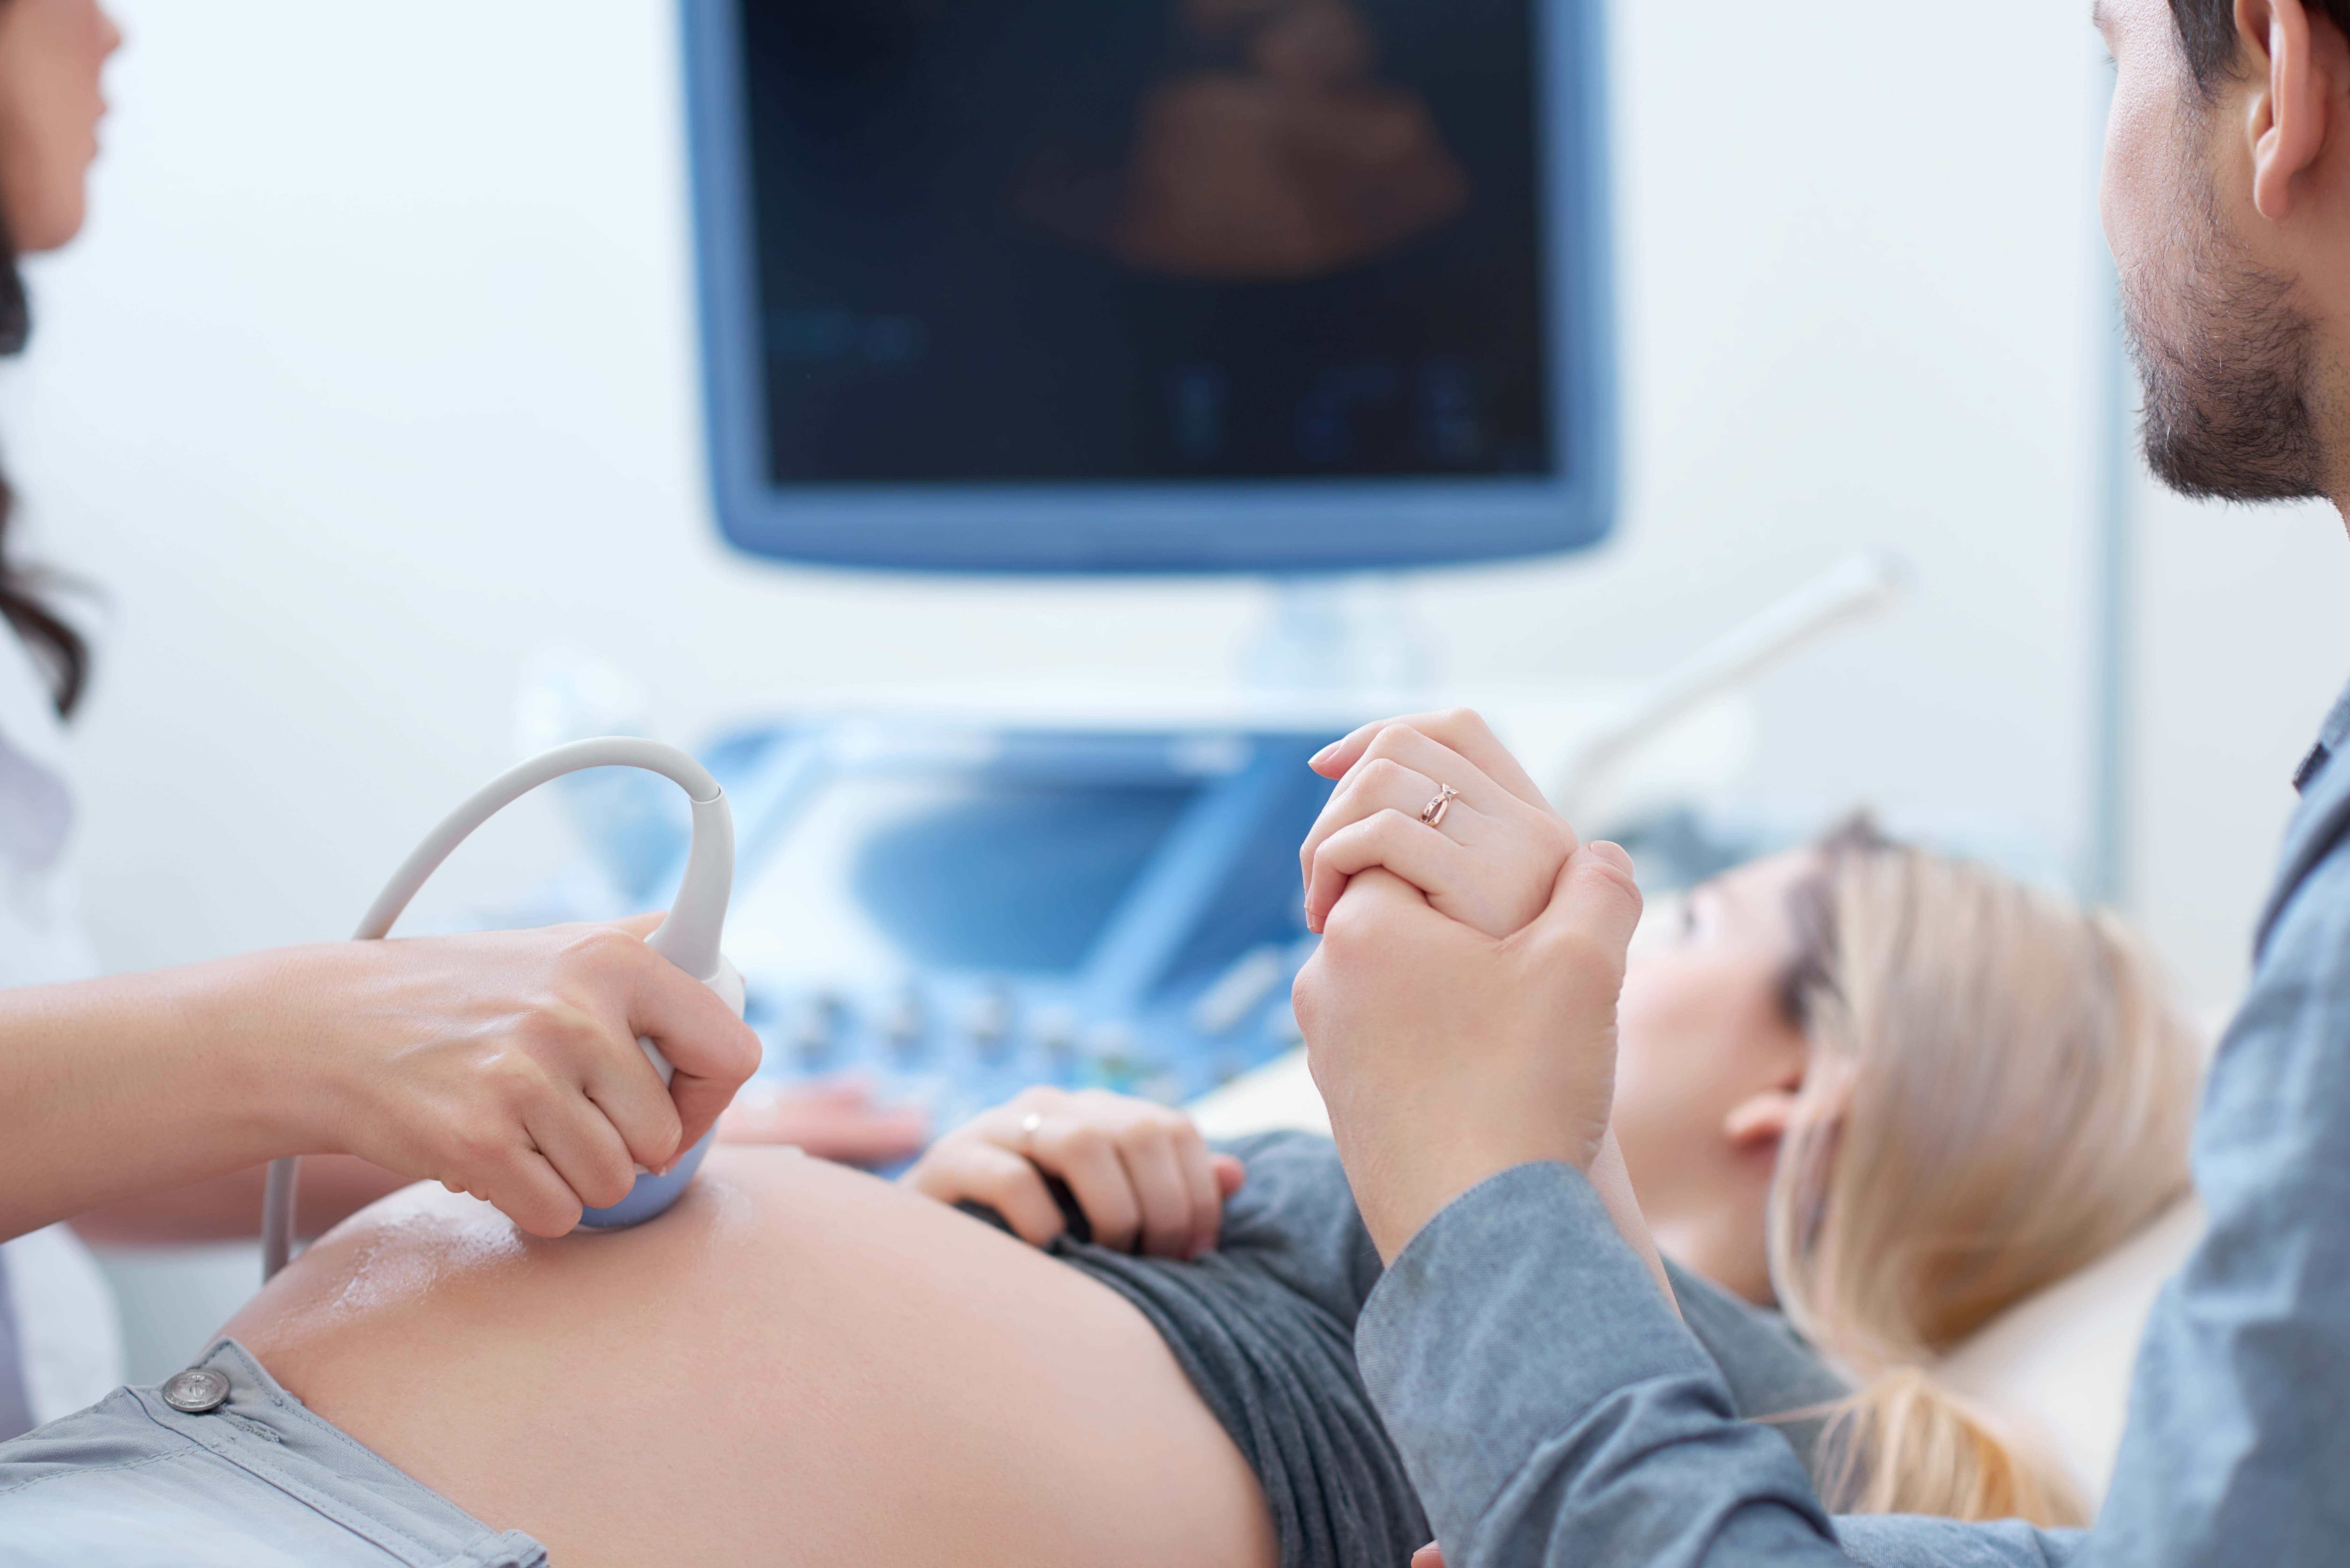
[1420,783,1460,830]
[1019,1110,1044,1152]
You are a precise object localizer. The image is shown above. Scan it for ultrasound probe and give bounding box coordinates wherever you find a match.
[259,738,745,1281]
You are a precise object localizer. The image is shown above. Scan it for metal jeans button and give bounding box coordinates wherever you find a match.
[161,1367,231,1414]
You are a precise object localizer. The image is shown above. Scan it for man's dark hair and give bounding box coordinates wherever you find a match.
[2171,0,2350,93]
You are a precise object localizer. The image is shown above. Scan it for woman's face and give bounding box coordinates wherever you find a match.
[1610,849,1816,1301]
[0,0,117,253]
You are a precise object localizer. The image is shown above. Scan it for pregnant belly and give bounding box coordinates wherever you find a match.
[225,1146,1276,1568]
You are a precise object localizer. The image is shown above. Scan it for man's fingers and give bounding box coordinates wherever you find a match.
[1307,812,1464,933]
[1321,865,1438,942]
[1410,1544,1447,1568]
[1523,842,1644,979]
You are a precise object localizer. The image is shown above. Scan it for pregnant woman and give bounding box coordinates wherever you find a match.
[0,716,2198,1568]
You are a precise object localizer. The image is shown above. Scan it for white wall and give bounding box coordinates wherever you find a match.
[2126,481,2350,1016]
[0,2,2195,996]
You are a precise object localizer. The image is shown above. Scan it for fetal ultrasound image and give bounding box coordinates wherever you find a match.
[738,0,1554,485]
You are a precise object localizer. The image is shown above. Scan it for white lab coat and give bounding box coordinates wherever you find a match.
[0,620,127,1428]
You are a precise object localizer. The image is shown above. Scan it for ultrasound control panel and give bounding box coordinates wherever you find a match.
[698,718,1339,1136]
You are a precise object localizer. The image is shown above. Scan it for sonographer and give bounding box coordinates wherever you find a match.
[0,0,768,1441]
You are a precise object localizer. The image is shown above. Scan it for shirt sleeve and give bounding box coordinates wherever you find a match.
[1353,1163,2078,1568]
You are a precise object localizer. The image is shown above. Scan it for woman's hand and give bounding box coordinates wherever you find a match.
[902,1087,1244,1259]
[1300,709,1575,939]
[284,918,762,1239]
[718,1078,930,1167]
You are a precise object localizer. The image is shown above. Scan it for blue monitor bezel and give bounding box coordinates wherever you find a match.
[678,0,1616,574]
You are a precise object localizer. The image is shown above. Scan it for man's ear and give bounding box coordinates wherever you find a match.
[1722,1088,1799,1152]
[2242,0,2339,220]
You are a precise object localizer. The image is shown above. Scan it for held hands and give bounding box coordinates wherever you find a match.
[1300,709,1576,939]
[289,915,760,1239]
[902,1087,1244,1259]
[1292,711,1644,1263]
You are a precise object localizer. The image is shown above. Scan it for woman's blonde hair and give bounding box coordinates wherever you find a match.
[1765,820,2199,1526]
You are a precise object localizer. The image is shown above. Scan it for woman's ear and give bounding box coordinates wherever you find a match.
[1722,1089,1799,1151]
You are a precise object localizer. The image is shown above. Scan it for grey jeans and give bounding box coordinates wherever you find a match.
[0,1338,546,1568]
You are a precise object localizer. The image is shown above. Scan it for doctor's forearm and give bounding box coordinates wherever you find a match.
[67,1155,412,1245]
[0,950,342,1241]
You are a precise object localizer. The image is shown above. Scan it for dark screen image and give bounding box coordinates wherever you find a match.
[738,0,1552,484]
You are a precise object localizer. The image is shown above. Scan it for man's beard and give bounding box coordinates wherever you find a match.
[2123,180,2328,502]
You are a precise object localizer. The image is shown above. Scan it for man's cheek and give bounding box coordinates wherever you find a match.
[2100,56,2175,271]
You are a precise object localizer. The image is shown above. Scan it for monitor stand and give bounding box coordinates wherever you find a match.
[1245,573,1428,698]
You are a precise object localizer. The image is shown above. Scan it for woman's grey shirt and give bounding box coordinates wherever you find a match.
[1045,1130,1847,1568]
[1351,679,2350,1568]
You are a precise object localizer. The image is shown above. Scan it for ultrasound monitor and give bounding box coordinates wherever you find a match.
[681,0,1614,571]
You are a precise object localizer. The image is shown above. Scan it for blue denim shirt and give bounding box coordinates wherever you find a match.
[1354,680,2350,1567]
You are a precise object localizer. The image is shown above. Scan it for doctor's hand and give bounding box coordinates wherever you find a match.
[1300,709,1574,940]
[1293,848,1641,1263]
[904,1087,1245,1259]
[284,917,760,1239]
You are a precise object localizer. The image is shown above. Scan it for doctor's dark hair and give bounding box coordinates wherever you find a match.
[2170,0,2350,93]
[0,211,87,719]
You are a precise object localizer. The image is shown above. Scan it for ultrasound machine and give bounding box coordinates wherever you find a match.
[666,0,1617,1133]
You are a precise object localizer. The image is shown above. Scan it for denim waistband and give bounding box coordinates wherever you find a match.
[0,1335,552,1568]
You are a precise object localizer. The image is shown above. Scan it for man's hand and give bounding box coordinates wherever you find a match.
[1292,846,1642,1263]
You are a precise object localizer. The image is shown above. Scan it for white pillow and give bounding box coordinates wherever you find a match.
[1188,1045,1330,1140]
[1938,1196,2202,1507]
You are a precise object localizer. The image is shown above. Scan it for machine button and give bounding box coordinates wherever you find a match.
[1031,1006,1076,1059]
[1136,1071,1185,1104]
[1085,1023,1143,1091]
[882,987,926,1057]
[791,992,842,1067]
[1189,945,1287,1036]
[161,1367,231,1414]
[963,989,1012,1054]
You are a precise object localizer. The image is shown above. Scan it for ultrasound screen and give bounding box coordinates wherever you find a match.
[737,0,1551,485]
